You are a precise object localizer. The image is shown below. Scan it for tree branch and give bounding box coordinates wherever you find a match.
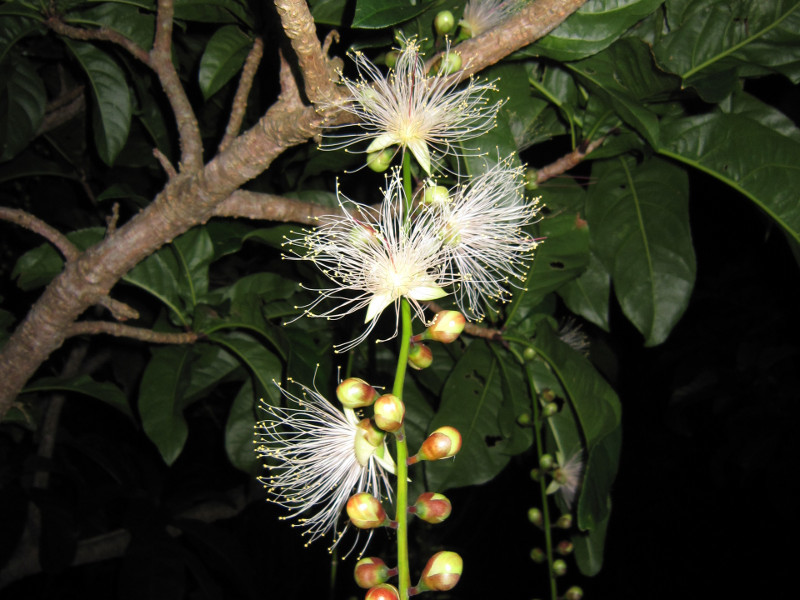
[213,190,334,224]
[0,207,80,261]
[67,321,200,344]
[219,38,264,153]
[46,17,151,64]
[36,85,85,136]
[535,136,607,184]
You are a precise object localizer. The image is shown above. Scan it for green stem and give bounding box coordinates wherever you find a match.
[393,299,413,598]
[402,151,413,216]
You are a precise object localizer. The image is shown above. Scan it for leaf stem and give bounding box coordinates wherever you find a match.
[393,298,413,598]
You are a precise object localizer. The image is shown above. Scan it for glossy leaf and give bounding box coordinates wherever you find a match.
[173,0,252,25]
[71,3,155,52]
[198,26,251,100]
[23,375,133,420]
[12,228,104,290]
[572,501,611,576]
[586,157,695,346]
[207,331,282,399]
[528,0,664,61]
[558,251,611,331]
[64,39,132,165]
[0,58,45,162]
[308,0,349,26]
[353,0,429,29]
[0,13,44,64]
[172,226,214,308]
[225,377,258,473]
[658,113,800,245]
[139,346,193,465]
[123,245,188,325]
[183,343,242,402]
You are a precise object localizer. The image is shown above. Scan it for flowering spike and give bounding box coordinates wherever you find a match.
[412,426,462,462]
[373,394,405,432]
[365,583,400,600]
[424,310,466,343]
[412,492,452,524]
[420,551,463,591]
[337,377,379,409]
[347,493,389,529]
[407,343,433,370]
[354,557,392,589]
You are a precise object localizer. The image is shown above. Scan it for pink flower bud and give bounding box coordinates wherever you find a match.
[412,492,452,524]
[413,426,462,462]
[346,493,388,529]
[555,513,573,529]
[365,583,400,600]
[552,558,567,576]
[373,394,405,432]
[354,557,392,589]
[337,377,378,409]
[529,547,546,563]
[420,551,463,591]
[556,540,574,555]
[426,310,466,343]
[407,343,433,370]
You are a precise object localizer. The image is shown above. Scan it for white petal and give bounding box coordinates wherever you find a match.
[408,285,447,301]
[367,133,398,153]
[365,293,394,323]
[407,138,431,175]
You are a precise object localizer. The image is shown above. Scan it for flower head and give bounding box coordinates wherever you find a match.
[546,450,584,509]
[286,170,453,351]
[322,38,500,174]
[460,0,523,38]
[429,160,540,319]
[256,380,395,553]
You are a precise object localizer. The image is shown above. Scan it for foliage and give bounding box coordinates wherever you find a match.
[1,0,798,597]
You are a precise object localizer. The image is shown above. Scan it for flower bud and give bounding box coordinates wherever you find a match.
[422,184,451,206]
[413,426,462,462]
[541,388,556,403]
[367,148,395,172]
[553,467,570,484]
[440,52,462,75]
[412,492,452,524]
[365,583,400,600]
[539,453,555,470]
[543,402,559,417]
[556,540,574,556]
[420,551,463,591]
[425,310,466,343]
[523,346,537,361]
[373,394,405,432]
[529,468,541,481]
[525,168,539,191]
[529,547,546,563]
[347,493,388,529]
[516,412,532,426]
[527,507,543,527]
[348,223,383,250]
[564,586,584,600]
[555,513,573,529]
[552,559,567,576]
[354,557,391,589]
[406,343,432,371]
[337,377,378,409]
[385,50,399,68]
[434,10,455,35]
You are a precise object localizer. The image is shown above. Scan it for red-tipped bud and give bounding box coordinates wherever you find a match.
[365,583,400,600]
[539,453,555,470]
[527,507,543,527]
[373,394,405,432]
[355,557,391,589]
[408,344,433,370]
[556,540,574,556]
[337,377,378,409]
[420,551,463,591]
[415,426,462,462]
[564,586,584,600]
[367,148,394,173]
[555,513,573,529]
[425,310,466,343]
[412,492,452,524]
[347,493,388,529]
[529,547,546,563]
[552,559,567,576]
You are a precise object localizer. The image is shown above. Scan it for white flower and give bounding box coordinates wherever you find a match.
[460,0,523,38]
[286,170,454,351]
[430,160,540,320]
[256,380,395,553]
[322,38,500,175]
[546,450,584,509]
[558,318,590,355]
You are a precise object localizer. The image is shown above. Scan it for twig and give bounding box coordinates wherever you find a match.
[0,207,80,261]
[36,85,85,136]
[212,190,336,224]
[153,148,177,178]
[219,38,264,153]
[45,17,150,64]
[95,297,140,321]
[535,135,607,184]
[106,203,120,236]
[67,321,200,344]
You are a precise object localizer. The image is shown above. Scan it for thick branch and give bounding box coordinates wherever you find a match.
[219,38,264,153]
[213,190,334,224]
[0,207,80,261]
[67,321,200,343]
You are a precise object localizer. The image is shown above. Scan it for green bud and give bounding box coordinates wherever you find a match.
[543,402,559,417]
[346,493,388,529]
[408,343,433,370]
[523,347,537,361]
[337,377,378,409]
[385,50,399,68]
[564,586,584,600]
[541,388,556,403]
[556,540,574,556]
[524,168,539,191]
[412,492,452,524]
[555,513,573,529]
[434,10,455,36]
[539,454,555,470]
[527,507,543,527]
[367,148,395,172]
[552,559,567,576]
[365,583,400,600]
[420,551,463,591]
[440,52,462,75]
[529,548,546,563]
[516,412,532,426]
[355,557,391,589]
[373,394,405,432]
[422,184,451,206]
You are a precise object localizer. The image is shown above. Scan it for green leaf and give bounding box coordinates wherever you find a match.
[0,58,45,161]
[138,346,193,465]
[123,245,188,325]
[0,3,45,20]
[309,0,349,26]
[658,112,800,244]
[207,331,282,399]
[225,377,258,473]
[586,156,695,346]
[183,342,241,401]
[352,0,429,29]
[96,182,150,207]
[173,0,252,25]
[172,226,214,308]
[198,25,251,101]
[719,89,800,144]
[528,0,665,61]
[567,39,681,146]
[0,14,44,64]
[64,39,133,165]
[12,228,104,290]
[656,0,800,84]
[572,500,611,575]
[558,251,611,331]
[23,374,133,420]
[70,3,155,52]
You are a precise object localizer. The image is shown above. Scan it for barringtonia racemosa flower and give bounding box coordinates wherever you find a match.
[285,170,454,352]
[460,0,523,38]
[256,380,395,553]
[546,450,584,509]
[321,37,501,175]
[428,160,540,320]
